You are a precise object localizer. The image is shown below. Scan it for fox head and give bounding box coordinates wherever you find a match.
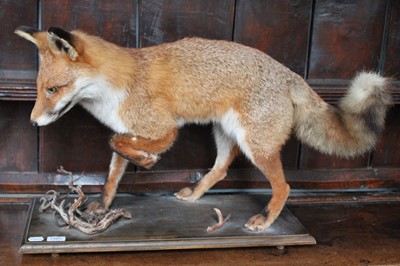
[15,26,90,126]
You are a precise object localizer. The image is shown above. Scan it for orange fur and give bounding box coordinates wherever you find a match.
[176,142,240,202]
[109,128,177,169]
[16,26,392,232]
[86,153,128,214]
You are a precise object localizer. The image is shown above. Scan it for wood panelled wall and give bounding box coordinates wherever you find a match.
[0,0,399,193]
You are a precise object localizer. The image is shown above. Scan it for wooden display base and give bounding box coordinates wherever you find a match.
[19,193,316,254]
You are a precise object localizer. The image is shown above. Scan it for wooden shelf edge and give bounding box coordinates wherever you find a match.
[0,168,399,194]
[0,80,399,103]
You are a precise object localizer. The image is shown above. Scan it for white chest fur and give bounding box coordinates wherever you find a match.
[75,77,130,133]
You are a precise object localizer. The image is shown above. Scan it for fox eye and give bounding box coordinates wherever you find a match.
[46,86,59,94]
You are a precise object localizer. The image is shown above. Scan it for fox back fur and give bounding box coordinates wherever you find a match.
[15,26,392,232]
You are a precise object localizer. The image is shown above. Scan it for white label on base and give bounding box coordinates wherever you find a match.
[28,236,44,242]
[47,236,66,242]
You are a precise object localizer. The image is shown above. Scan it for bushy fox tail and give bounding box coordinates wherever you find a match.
[290,72,392,158]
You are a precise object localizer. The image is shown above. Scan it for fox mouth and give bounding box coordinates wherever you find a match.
[31,100,76,126]
[53,100,75,121]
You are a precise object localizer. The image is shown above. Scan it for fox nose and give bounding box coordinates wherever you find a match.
[30,120,38,127]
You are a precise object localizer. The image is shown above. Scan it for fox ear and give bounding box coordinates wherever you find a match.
[47,27,79,61]
[14,26,40,47]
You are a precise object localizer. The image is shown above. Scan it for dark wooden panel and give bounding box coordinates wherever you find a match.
[151,124,258,171]
[385,0,400,79]
[281,136,300,170]
[299,147,369,170]
[0,0,37,82]
[39,106,118,173]
[139,0,235,47]
[41,0,136,47]
[308,0,387,79]
[0,101,37,172]
[0,0,397,189]
[150,125,216,171]
[234,0,312,76]
[371,106,400,168]
[0,85,36,101]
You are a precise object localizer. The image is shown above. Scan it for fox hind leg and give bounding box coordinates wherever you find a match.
[245,151,290,232]
[175,124,238,201]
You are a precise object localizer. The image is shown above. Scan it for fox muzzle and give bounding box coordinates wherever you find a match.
[30,120,38,127]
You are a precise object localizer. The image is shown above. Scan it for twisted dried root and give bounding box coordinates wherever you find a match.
[39,167,131,235]
[207,208,231,232]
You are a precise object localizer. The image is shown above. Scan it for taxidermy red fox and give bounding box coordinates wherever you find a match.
[15,26,392,232]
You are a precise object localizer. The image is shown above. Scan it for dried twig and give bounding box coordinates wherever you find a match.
[39,167,132,235]
[57,165,84,188]
[207,208,231,232]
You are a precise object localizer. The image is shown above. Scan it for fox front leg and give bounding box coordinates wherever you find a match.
[86,129,178,215]
[109,126,178,169]
[86,152,128,215]
[109,134,161,169]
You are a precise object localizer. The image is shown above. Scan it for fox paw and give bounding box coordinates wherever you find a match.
[174,187,199,202]
[85,200,108,216]
[115,150,160,169]
[138,152,160,169]
[109,135,160,169]
[245,213,271,232]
